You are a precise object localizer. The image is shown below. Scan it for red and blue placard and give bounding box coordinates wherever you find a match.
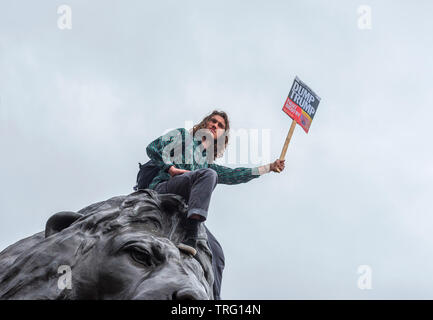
[282,76,321,133]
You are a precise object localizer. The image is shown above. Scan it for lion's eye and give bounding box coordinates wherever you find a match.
[129,247,153,267]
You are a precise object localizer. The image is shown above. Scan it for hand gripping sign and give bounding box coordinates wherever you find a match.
[277,76,321,172]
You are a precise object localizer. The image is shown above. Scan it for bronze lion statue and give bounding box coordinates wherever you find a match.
[0,189,218,300]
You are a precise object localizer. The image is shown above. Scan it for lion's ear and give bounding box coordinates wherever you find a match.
[45,211,83,238]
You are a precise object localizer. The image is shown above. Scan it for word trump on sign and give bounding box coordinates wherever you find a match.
[282,76,321,133]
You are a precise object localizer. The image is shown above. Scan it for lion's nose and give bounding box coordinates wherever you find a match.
[172,288,208,300]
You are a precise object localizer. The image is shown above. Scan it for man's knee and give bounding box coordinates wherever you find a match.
[196,168,218,184]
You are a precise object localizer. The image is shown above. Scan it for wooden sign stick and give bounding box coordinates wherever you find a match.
[275,118,297,172]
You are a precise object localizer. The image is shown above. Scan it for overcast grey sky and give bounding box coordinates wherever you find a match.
[1,0,433,299]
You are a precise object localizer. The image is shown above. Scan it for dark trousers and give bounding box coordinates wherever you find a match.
[154,168,225,299]
[154,168,218,221]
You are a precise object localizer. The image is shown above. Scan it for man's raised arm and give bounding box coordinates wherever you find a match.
[208,159,285,185]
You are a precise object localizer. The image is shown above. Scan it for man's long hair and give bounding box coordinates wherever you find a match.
[192,110,230,161]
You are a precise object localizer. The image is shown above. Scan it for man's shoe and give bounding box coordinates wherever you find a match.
[178,217,200,256]
[178,237,197,256]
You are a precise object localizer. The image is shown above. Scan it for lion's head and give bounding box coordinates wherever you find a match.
[0,190,215,300]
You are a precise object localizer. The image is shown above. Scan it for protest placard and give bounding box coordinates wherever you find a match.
[276,77,321,172]
[282,76,321,134]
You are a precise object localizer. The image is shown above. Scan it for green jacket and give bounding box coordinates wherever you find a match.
[146,128,261,189]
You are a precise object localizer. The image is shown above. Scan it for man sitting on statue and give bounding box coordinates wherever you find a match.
[146,110,285,256]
